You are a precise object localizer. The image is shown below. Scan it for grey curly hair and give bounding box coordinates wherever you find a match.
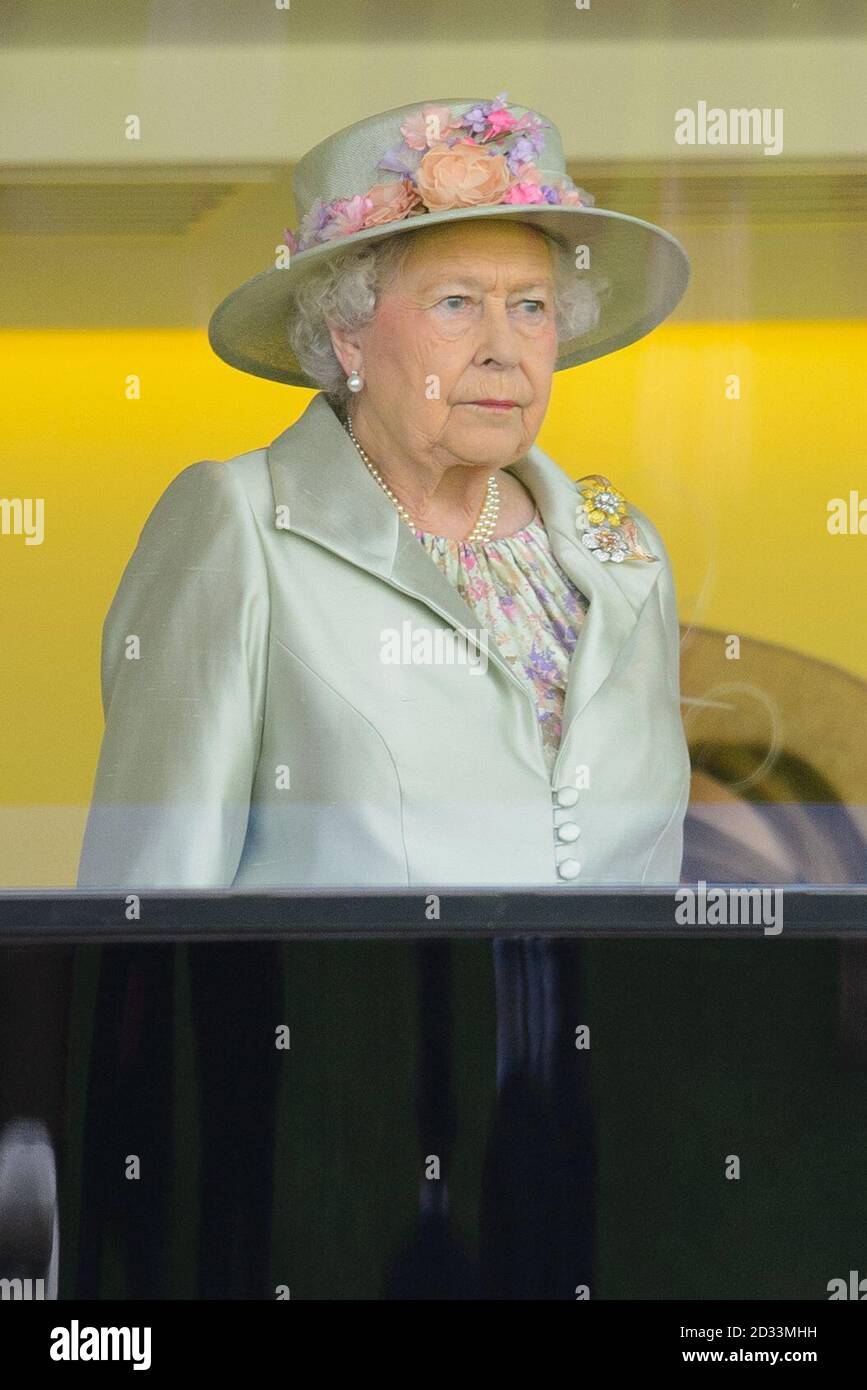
[285,223,609,416]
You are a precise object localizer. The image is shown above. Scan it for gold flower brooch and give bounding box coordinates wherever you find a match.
[575,474,658,563]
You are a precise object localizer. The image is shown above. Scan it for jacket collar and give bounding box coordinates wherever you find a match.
[266,392,662,758]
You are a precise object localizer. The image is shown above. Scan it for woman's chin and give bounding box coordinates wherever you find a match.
[446,417,526,462]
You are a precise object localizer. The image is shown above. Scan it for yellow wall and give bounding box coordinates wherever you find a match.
[1,320,865,884]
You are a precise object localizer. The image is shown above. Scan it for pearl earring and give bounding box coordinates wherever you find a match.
[346,369,363,393]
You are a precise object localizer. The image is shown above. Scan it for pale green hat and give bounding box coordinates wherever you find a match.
[208,94,691,388]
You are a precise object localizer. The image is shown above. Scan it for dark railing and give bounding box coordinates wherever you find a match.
[0,886,864,940]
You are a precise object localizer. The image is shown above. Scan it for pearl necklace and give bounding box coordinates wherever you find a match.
[344,411,500,544]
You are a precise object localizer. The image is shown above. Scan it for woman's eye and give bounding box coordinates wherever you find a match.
[435,295,547,315]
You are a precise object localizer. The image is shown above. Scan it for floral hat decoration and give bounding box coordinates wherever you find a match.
[208,94,690,388]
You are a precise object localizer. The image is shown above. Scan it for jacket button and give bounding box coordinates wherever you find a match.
[557,858,582,880]
[557,822,581,843]
[554,786,579,807]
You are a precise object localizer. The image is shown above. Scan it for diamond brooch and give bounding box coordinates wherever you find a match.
[575,474,658,563]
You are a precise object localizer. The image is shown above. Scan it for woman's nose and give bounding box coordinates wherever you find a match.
[476,301,521,366]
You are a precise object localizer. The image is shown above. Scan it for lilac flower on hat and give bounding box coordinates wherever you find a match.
[377,144,423,178]
[506,134,541,175]
[296,198,332,247]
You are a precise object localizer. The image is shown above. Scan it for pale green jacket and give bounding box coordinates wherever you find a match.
[77,391,691,890]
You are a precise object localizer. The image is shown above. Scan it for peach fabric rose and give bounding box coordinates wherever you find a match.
[360,177,424,228]
[415,141,513,211]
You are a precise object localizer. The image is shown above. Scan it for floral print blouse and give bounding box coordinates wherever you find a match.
[413,507,591,776]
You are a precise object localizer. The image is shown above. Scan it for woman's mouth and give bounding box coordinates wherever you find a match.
[467,400,518,412]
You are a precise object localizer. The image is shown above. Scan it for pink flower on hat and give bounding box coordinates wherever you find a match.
[360,177,424,228]
[483,107,523,140]
[415,141,513,211]
[501,181,548,205]
[400,104,463,150]
[319,194,373,241]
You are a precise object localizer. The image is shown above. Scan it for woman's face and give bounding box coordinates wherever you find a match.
[334,219,560,472]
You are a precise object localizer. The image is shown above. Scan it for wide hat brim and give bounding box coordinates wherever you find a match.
[208,201,691,388]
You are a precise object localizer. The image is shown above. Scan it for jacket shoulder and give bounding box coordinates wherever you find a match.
[134,448,273,547]
[222,445,271,491]
[167,446,272,506]
[104,455,274,604]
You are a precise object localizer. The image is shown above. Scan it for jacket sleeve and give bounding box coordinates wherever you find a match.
[629,502,684,703]
[629,503,692,883]
[76,460,270,889]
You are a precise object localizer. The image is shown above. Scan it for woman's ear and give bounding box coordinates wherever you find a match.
[327,322,363,379]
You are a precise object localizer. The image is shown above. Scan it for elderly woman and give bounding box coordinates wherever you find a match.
[68,94,693,1300]
[78,95,692,892]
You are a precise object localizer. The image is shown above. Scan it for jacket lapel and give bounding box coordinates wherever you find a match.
[266,392,531,702]
[266,392,663,746]
[506,444,663,737]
